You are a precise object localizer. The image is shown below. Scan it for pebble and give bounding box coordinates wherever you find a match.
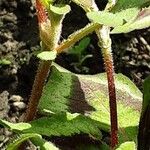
[0,135,5,142]
[0,91,9,119]
[9,95,23,102]
[122,56,129,61]
[13,102,26,110]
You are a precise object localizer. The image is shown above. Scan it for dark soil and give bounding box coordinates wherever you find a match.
[0,0,150,149]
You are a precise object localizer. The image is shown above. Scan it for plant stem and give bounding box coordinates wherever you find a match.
[100,35,118,149]
[73,0,118,147]
[24,61,51,122]
[24,0,64,122]
[90,1,118,148]
[56,23,100,53]
[96,25,118,150]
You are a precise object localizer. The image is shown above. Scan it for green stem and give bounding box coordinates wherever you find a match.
[56,23,100,53]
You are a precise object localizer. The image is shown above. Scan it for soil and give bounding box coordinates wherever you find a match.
[0,0,150,149]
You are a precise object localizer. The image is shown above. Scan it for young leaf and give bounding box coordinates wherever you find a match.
[87,3,150,33]
[37,51,57,61]
[50,4,71,15]
[38,64,142,144]
[68,37,90,55]
[111,7,150,34]
[87,8,139,27]
[40,0,53,9]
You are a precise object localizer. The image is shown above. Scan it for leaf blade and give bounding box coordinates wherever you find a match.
[39,64,142,143]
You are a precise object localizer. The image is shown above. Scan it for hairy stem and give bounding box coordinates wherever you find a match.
[24,0,63,122]
[92,1,118,148]
[56,23,100,53]
[24,61,51,122]
[100,38,118,148]
[72,0,118,148]
[96,24,118,150]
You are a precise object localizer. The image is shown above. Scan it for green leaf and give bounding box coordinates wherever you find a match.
[111,7,150,33]
[116,141,136,150]
[0,113,102,139]
[7,133,59,150]
[37,51,57,61]
[50,4,71,15]
[68,37,90,55]
[6,133,41,150]
[38,64,142,144]
[111,0,150,12]
[0,120,31,131]
[87,0,150,33]
[40,0,53,9]
[87,8,139,27]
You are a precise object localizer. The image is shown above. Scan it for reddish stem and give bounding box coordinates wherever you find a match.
[24,61,51,122]
[103,52,118,148]
[24,0,50,122]
[36,0,48,24]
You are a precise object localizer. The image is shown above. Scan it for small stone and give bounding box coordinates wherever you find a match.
[142,54,150,60]
[13,102,26,110]
[4,129,12,137]
[0,135,5,142]
[11,65,18,74]
[128,60,136,66]
[9,95,23,102]
[0,91,9,119]
[137,55,142,60]
[122,56,129,61]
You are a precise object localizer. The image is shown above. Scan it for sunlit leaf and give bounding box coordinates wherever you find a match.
[50,4,71,15]
[111,8,150,33]
[116,141,136,150]
[87,7,150,33]
[87,8,139,27]
[38,63,142,143]
[40,0,53,9]
[37,51,57,61]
